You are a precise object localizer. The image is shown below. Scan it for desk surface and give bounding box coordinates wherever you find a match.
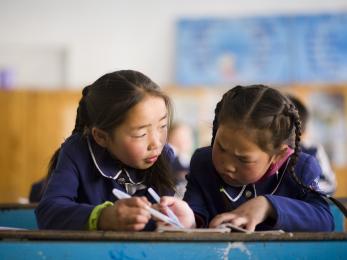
[0,230,346,241]
[0,203,37,209]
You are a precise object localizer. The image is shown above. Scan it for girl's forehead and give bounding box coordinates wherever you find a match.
[123,95,168,127]
[218,124,251,141]
[219,123,248,135]
[219,123,275,153]
[217,124,265,149]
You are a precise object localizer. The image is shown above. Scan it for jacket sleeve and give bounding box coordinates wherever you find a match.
[264,155,334,232]
[183,149,210,227]
[35,148,94,230]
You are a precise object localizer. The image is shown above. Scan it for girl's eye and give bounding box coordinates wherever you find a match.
[133,133,146,138]
[238,158,253,164]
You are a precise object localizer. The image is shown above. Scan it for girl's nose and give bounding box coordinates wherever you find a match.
[224,158,236,173]
[148,133,161,150]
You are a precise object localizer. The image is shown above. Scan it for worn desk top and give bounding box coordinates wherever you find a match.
[0,230,346,242]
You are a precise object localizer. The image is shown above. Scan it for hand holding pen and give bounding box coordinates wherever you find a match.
[112,188,182,228]
[98,194,151,231]
[155,195,196,229]
[148,188,184,228]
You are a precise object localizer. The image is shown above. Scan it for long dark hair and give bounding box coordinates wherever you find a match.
[47,70,175,195]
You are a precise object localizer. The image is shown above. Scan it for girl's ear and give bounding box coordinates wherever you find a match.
[272,144,290,163]
[91,127,109,148]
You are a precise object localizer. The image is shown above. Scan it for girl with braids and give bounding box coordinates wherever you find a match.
[36,70,180,231]
[160,84,334,231]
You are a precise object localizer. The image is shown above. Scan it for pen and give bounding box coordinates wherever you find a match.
[112,188,182,228]
[148,187,184,228]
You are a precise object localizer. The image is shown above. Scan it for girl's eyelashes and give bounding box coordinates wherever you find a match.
[237,157,255,164]
[239,159,253,164]
[132,125,167,138]
[132,133,146,138]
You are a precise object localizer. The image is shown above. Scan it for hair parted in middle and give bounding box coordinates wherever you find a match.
[48,70,175,195]
[212,84,302,186]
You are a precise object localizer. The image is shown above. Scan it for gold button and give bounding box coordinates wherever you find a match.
[244,190,252,198]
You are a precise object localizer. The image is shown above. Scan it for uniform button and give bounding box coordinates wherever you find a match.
[117,177,126,185]
[244,190,253,198]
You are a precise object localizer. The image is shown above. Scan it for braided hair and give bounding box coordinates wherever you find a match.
[46,70,175,195]
[212,85,347,217]
[212,85,301,193]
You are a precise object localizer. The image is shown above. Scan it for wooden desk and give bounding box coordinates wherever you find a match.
[0,230,346,259]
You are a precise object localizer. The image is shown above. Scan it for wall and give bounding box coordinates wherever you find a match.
[0,0,347,88]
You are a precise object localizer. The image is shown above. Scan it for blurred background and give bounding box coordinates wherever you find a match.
[1,0,347,203]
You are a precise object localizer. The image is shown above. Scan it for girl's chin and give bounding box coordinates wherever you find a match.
[220,176,244,187]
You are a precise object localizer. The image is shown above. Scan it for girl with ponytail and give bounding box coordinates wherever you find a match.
[161,84,334,232]
[36,70,177,231]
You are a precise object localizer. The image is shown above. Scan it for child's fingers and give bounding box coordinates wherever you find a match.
[153,203,169,216]
[113,202,151,224]
[159,196,189,213]
[229,216,248,228]
[209,212,237,228]
[132,213,151,224]
[120,196,151,208]
[159,196,176,207]
[125,223,147,231]
[118,208,151,228]
[156,221,170,227]
[125,207,151,221]
[151,203,161,211]
[244,222,257,232]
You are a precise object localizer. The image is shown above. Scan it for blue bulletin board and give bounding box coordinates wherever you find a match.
[176,13,347,86]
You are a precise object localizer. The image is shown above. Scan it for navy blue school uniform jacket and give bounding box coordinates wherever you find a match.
[36,133,175,230]
[183,147,334,232]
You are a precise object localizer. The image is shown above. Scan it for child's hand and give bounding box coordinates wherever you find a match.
[209,196,275,231]
[159,196,196,228]
[98,197,151,231]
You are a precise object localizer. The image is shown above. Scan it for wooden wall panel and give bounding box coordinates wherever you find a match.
[335,167,347,198]
[0,91,27,202]
[0,90,80,203]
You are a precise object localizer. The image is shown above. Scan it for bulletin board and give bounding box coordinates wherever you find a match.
[176,13,347,86]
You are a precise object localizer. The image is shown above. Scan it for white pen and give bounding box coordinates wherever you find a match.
[112,188,181,228]
[148,187,184,228]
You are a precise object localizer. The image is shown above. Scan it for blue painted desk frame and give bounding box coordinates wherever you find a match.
[0,204,37,229]
[0,230,346,259]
